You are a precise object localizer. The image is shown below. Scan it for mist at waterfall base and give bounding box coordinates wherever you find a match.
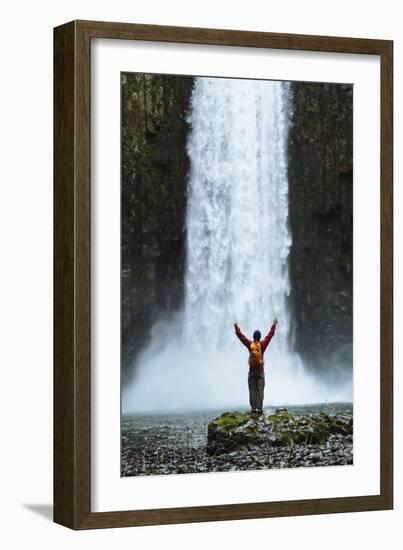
[122,77,353,414]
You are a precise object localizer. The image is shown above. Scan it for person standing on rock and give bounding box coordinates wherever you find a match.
[234,319,278,414]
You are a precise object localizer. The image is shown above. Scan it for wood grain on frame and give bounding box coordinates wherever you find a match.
[54,20,393,530]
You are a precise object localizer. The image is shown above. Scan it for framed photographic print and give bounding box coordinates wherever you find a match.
[54,20,393,529]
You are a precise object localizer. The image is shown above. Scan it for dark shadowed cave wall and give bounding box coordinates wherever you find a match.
[121,73,194,380]
[121,75,353,381]
[287,82,353,374]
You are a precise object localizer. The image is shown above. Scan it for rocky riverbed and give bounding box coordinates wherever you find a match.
[121,405,353,476]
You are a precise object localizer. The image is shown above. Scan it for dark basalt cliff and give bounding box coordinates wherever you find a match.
[121,75,353,380]
[121,73,194,378]
[287,82,353,373]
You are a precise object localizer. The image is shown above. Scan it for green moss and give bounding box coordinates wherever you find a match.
[266,409,294,424]
[212,411,250,431]
[280,432,293,445]
[295,429,308,443]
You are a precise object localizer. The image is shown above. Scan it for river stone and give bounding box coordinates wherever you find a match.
[206,409,353,456]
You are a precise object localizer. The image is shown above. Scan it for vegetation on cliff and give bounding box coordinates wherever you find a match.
[288,82,353,371]
[121,73,194,378]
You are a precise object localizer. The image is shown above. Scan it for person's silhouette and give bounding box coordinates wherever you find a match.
[234,319,278,413]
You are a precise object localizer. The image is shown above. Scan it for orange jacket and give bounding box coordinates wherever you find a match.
[234,323,276,373]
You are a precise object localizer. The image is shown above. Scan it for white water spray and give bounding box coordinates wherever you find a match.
[123,77,350,413]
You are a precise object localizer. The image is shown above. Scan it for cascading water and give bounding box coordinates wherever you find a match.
[184,78,292,353]
[123,77,336,413]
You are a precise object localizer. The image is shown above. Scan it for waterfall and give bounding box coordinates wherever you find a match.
[184,78,292,353]
[123,77,336,413]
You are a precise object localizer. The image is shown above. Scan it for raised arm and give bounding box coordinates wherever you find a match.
[234,323,252,350]
[261,319,278,353]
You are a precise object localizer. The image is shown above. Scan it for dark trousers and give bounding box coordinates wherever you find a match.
[248,373,265,410]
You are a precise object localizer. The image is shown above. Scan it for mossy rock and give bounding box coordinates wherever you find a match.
[207,411,262,455]
[266,408,294,424]
[207,409,353,456]
[210,411,250,431]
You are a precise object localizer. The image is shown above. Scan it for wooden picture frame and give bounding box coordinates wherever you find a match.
[54,20,393,530]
